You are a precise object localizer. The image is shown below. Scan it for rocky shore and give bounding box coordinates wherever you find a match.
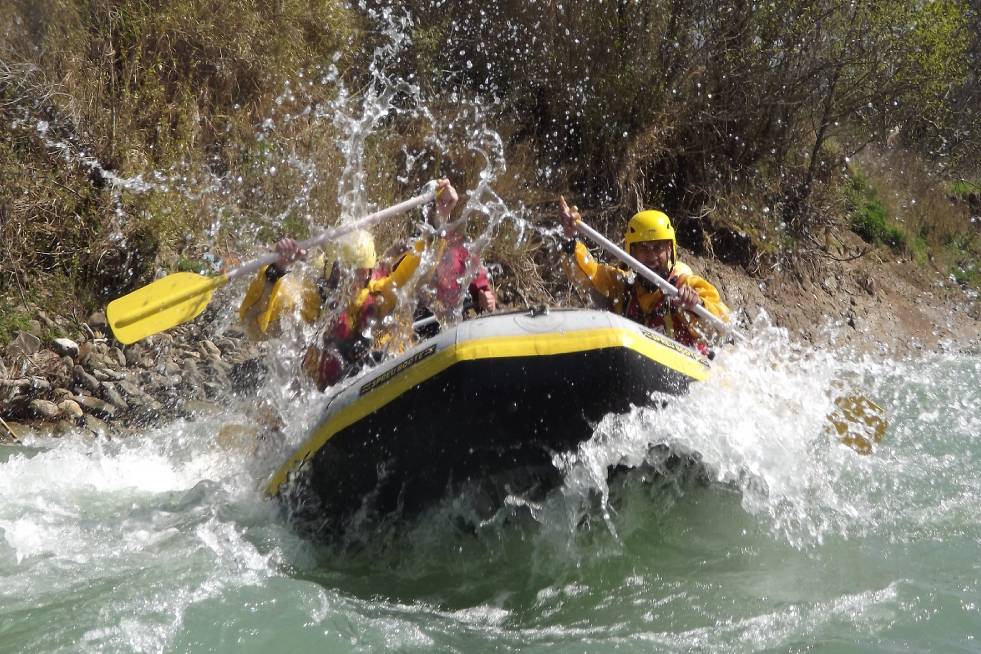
[0,306,265,443]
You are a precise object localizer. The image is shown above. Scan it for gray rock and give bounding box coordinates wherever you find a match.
[81,413,109,437]
[141,370,167,388]
[200,339,222,357]
[153,333,174,347]
[73,365,101,394]
[158,359,181,376]
[88,311,108,332]
[52,419,75,436]
[102,383,128,411]
[27,319,43,337]
[73,395,118,419]
[93,367,125,382]
[0,355,6,378]
[53,387,74,401]
[117,380,144,398]
[110,347,126,368]
[37,310,58,331]
[214,337,236,353]
[128,393,163,412]
[51,338,80,359]
[28,377,52,394]
[124,346,142,367]
[58,399,84,420]
[5,331,41,359]
[859,274,876,296]
[29,399,61,420]
[203,381,224,399]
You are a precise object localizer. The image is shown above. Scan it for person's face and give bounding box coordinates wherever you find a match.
[630,240,673,274]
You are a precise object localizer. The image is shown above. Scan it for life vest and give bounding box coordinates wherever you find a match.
[621,279,709,355]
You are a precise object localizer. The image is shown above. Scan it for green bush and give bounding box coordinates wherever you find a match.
[0,300,33,347]
[950,260,979,288]
[850,199,906,251]
[846,169,907,252]
[948,180,980,199]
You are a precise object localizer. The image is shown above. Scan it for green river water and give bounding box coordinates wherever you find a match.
[1,332,978,653]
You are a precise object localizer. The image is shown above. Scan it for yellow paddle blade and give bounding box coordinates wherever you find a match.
[827,394,888,455]
[107,271,228,344]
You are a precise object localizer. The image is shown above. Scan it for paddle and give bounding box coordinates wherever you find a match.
[107,188,438,345]
[567,205,887,454]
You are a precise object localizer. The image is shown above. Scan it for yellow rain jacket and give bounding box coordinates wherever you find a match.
[238,267,323,340]
[238,240,430,341]
[564,241,729,349]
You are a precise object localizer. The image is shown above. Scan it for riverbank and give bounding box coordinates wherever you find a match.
[696,226,980,355]
[1,230,977,443]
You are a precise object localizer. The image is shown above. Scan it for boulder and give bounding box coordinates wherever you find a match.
[102,383,128,411]
[53,387,74,402]
[51,338,80,359]
[73,366,101,394]
[52,419,76,436]
[81,414,109,437]
[158,359,181,376]
[37,310,58,331]
[21,377,52,394]
[73,394,117,419]
[124,345,143,367]
[58,399,84,420]
[110,347,126,368]
[88,311,108,333]
[199,339,222,357]
[117,380,144,398]
[5,331,41,359]
[29,399,61,420]
[92,367,125,382]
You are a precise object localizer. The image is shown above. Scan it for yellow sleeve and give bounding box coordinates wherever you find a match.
[672,263,729,321]
[238,266,321,339]
[687,275,729,320]
[562,240,627,305]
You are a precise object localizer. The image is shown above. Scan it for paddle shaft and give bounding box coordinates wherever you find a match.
[574,220,741,339]
[115,190,437,329]
[225,189,437,283]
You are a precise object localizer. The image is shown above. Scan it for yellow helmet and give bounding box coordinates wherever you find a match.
[625,210,676,261]
[321,229,377,270]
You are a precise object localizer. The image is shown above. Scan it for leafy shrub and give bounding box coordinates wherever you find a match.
[846,169,906,252]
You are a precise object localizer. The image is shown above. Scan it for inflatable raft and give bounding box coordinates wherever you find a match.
[264,308,711,536]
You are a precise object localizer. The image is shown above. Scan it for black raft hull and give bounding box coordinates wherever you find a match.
[264,308,710,536]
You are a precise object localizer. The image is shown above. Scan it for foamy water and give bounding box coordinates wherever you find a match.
[2,335,978,653]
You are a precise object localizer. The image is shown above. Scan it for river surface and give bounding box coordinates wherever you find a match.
[2,334,978,653]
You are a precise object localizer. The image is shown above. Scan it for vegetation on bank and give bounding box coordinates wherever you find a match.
[1,0,979,346]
